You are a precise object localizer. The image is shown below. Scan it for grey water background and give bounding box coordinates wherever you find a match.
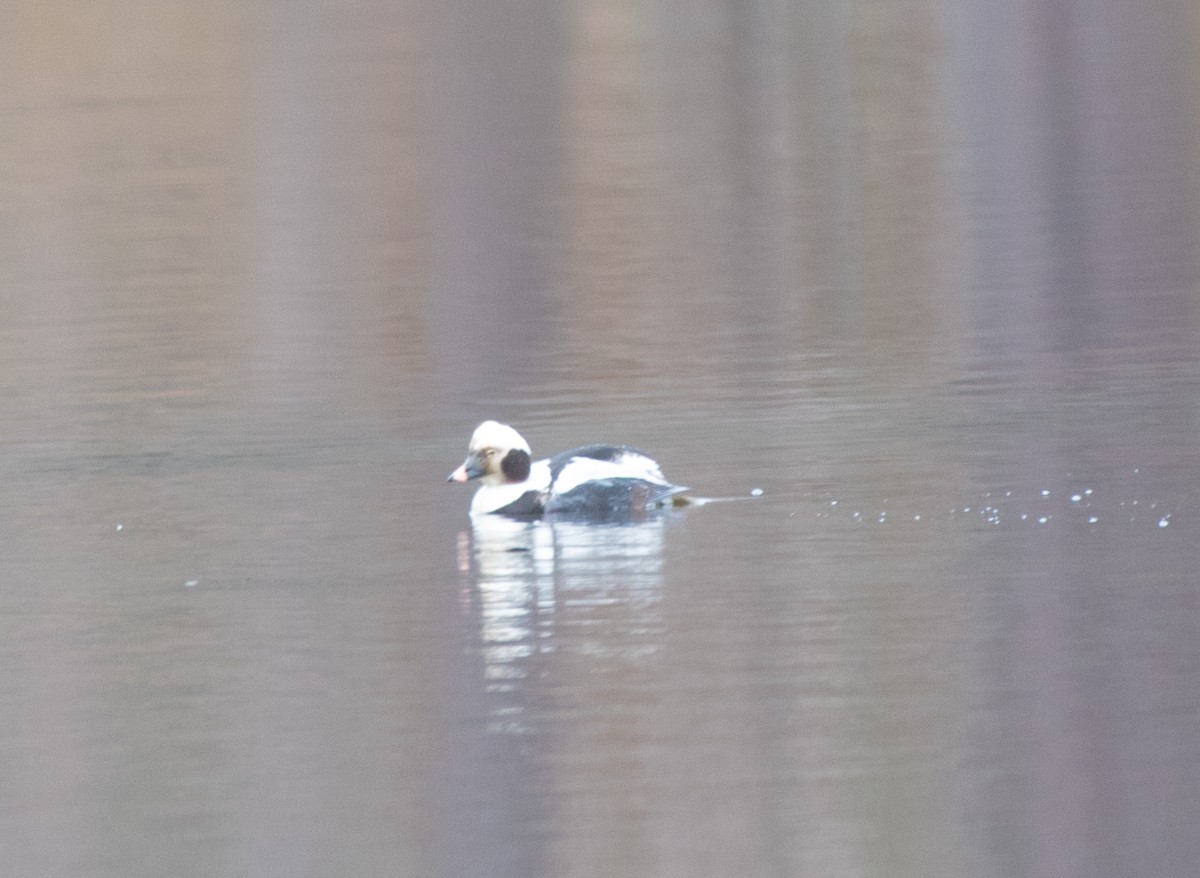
[3,3,1200,876]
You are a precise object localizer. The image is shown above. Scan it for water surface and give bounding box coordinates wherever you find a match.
[2,2,1200,877]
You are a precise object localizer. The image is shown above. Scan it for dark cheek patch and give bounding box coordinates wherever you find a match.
[501,448,531,482]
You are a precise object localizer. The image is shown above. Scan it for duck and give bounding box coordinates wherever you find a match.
[447,420,688,518]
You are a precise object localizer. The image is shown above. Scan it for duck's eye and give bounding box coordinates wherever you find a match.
[484,448,495,458]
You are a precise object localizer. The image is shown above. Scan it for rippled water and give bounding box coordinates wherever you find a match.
[3,3,1200,877]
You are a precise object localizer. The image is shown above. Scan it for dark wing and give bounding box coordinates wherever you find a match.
[544,478,687,520]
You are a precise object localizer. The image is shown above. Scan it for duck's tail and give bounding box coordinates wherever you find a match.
[671,488,763,508]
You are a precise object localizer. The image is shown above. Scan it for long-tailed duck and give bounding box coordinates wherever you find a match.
[448,420,687,518]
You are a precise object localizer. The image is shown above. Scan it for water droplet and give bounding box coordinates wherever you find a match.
[913,514,921,521]
[1071,494,1082,503]
[1040,489,1050,497]
[184,580,199,588]
[115,524,123,531]
[750,487,763,497]
[1158,516,1171,528]
[1088,516,1099,524]
[1037,516,1049,524]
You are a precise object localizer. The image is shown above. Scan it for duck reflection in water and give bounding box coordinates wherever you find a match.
[456,513,673,735]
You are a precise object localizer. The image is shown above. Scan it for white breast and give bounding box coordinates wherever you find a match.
[469,459,552,516]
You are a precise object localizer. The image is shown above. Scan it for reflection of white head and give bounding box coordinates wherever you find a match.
[470,421,531,454]
[468,518,667,685]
